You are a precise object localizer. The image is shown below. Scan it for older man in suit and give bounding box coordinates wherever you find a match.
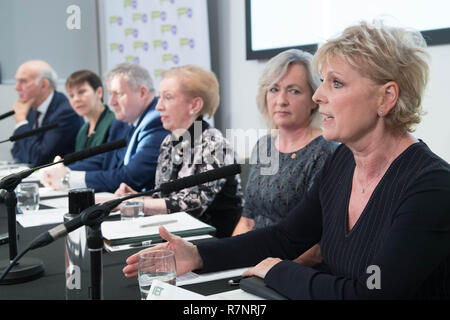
[11,60,83,166]
[41,63,169,193]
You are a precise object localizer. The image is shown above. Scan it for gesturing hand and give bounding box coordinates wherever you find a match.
[123,226,204,278]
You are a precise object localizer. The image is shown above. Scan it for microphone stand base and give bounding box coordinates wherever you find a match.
[0,258,44,285]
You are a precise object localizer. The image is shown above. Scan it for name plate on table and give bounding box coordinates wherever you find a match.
[101,211,216,246]
[147,279,205,300]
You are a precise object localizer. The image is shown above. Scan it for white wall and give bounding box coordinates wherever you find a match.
[211,0,450,163]
[1,0,449,163]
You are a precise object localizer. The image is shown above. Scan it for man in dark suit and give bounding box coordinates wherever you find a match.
[41,63,169,193]
[11,60,83,166]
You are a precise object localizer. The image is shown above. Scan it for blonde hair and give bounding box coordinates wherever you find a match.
[256,49,322,129]
[314,20,430,134]
[161,65,220,118]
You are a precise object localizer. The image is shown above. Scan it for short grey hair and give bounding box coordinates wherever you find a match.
[256,49,322,129]
[36,66,58,90]
[105,63,154,93]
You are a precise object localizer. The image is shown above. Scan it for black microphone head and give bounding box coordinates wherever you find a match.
[159,164,241,195]
[9,123,59,142]
[0,110,15,120]
[63,139,127,165]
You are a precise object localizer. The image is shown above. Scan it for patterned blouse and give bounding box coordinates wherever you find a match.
[243,135,338,230]
[152,120,243,237]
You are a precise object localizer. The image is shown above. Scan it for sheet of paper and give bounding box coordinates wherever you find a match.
[95,192,116,203]
[147,280,265,300]
[39,191,115,209]
[40,197,69,209]
[39,187,69,199]
[101,212,213,241]
[0,166,29,178]
[147,279,205,300]
[0,163,40,182]
[16,208,67,227]
[176,267,249,286]
[208,289,264,300]
[103,234,212,252]
[16,192,117,228]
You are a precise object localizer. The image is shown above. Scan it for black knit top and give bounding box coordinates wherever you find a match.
[197,141,450,299]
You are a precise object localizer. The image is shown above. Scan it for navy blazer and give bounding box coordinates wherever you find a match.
[69,97,169,192]
[11,91,84,166]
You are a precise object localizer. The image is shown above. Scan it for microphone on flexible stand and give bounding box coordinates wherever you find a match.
[0,110,15,121]
[28,163,242,249]
[0,139,127,285]
[0,164,242,286]
[0,123,59,144]
[0,139,127,192]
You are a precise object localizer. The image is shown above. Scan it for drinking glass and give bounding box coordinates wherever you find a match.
[119,196,144,220]
[16,182,40,213]
[138,249,177,300]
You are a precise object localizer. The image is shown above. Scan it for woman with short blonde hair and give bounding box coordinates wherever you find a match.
[124,21,450,299]
[115,65,242,238]
[161,65,220,119]
[313,20,429,134]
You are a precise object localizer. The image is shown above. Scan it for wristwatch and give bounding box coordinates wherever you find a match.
[61,171,70,189]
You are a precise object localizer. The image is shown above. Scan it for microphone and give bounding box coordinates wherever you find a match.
[0,123,59,144]
[160,163,241,195]
[63,139,127,166]
[25,164,242,250]
[0,110,14,121]
[0,139,127,192]
[0,139,127,283]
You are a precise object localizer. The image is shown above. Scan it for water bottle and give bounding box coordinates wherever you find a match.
[64,188,95,300]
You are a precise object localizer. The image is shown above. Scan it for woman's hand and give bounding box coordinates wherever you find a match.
[242,257,282,279]
[114,183,137,197]
[123,226,204,278]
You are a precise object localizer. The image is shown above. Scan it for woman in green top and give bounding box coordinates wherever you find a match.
[66,70,115,151]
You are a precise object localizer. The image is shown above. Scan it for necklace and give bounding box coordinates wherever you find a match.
[356,158,391,193]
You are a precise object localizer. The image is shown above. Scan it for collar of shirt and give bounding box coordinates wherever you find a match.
[131,117,139,128]
[35,90,54,127]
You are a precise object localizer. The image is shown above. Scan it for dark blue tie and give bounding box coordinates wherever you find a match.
[34,110,41,129]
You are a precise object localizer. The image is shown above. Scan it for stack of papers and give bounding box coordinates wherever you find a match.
[16,208,67,227]
[147,279,264,300]
[177,267,248,286]
[39,187,69,199]
[101,212,216,246]
[16,192,116,228]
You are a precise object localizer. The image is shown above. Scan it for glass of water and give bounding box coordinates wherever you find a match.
[119,197,144,220]
[16,182,40,213]
[138,249,177,300]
